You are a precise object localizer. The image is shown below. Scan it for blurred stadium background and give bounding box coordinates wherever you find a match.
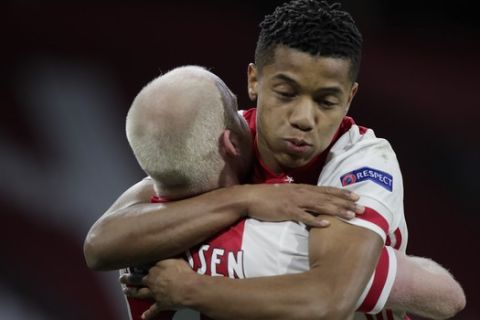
[2,1,478,319]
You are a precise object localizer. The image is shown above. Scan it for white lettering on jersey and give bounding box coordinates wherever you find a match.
[211,248,224,276]
[187,245,245,279]
[228,250,245,279]
[197,245,209,275]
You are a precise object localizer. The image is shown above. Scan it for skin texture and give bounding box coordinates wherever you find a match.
[249,46,358,173]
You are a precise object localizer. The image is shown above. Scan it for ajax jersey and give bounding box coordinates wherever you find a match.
[124,109,408,320]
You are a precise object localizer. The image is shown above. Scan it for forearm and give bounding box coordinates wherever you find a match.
[84,181,361,271]
[181,271,348,320]
[84,185,249,270]
[386,252,466,319]
[177,217,380,320]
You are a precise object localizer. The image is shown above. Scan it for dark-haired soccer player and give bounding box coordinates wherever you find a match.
[85,1,465,319]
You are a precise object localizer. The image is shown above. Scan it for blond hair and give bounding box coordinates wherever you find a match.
[126,66,231,198]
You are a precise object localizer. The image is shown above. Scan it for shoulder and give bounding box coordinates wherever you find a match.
[318,124,405,239]
[327,124,401,177]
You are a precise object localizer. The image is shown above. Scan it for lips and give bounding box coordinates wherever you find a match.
[284,138,312,154]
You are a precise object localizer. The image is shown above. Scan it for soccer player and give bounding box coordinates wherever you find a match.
[85,0,466,319]
[87,65,463,320]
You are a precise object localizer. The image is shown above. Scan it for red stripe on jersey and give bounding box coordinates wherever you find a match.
[386,310,394,320]
[357,207,389,236]
[393,228,402,249]
[358,247,389,313]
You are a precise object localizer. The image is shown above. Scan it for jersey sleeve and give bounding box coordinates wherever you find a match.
[355,246,398,314]
[317,125,404,242]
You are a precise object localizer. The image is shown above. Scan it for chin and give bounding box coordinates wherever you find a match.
[281,157,310,169]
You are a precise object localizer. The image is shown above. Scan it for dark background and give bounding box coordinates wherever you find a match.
[2,1,478,319]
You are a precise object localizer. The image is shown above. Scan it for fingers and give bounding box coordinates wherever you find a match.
[123,286,153,299]
[119,273,146,286]
[142,303,161,320]
[291,209,331,228]
[315,185,360,201]
[310,199,364,220]
[301,185,365,219]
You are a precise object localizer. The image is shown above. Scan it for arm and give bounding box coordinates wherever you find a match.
[141,215,382,320]
[386,251,466,319]
[84,178,247,270]
[84,179,362,270]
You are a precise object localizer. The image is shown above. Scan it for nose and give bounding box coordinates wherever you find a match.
[289,100,315,132]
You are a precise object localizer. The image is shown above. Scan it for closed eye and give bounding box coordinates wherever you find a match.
[277,91,296,98]
[315,97,339,109]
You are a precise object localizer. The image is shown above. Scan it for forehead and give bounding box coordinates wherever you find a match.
[262,46,353,89]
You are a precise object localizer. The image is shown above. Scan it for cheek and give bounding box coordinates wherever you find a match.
[316,116,343,143]
[327,120,340,133]
[258,103,276,129]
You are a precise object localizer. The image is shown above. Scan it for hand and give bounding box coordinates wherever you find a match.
[121,259,195,319]
[245,184,364,227]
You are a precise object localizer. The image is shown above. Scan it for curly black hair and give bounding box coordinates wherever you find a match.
[255,0,363,82]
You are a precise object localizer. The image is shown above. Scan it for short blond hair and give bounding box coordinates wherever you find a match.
[126,66,233,198]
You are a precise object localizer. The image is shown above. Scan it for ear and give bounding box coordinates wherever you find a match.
[247,63,258,101]
[222,129,239,157]
[345,82,359,115]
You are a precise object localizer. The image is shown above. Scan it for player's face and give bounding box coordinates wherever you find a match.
[248,45,358,173]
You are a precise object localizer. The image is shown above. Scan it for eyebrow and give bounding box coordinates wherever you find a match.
[316,87,343,96]
[272,74,299,86]
[272,74,343,96]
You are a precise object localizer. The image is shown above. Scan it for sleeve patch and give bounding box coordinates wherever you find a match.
[340,167,393,192]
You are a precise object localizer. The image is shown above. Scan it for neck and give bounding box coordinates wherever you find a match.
[256,136,283,174]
